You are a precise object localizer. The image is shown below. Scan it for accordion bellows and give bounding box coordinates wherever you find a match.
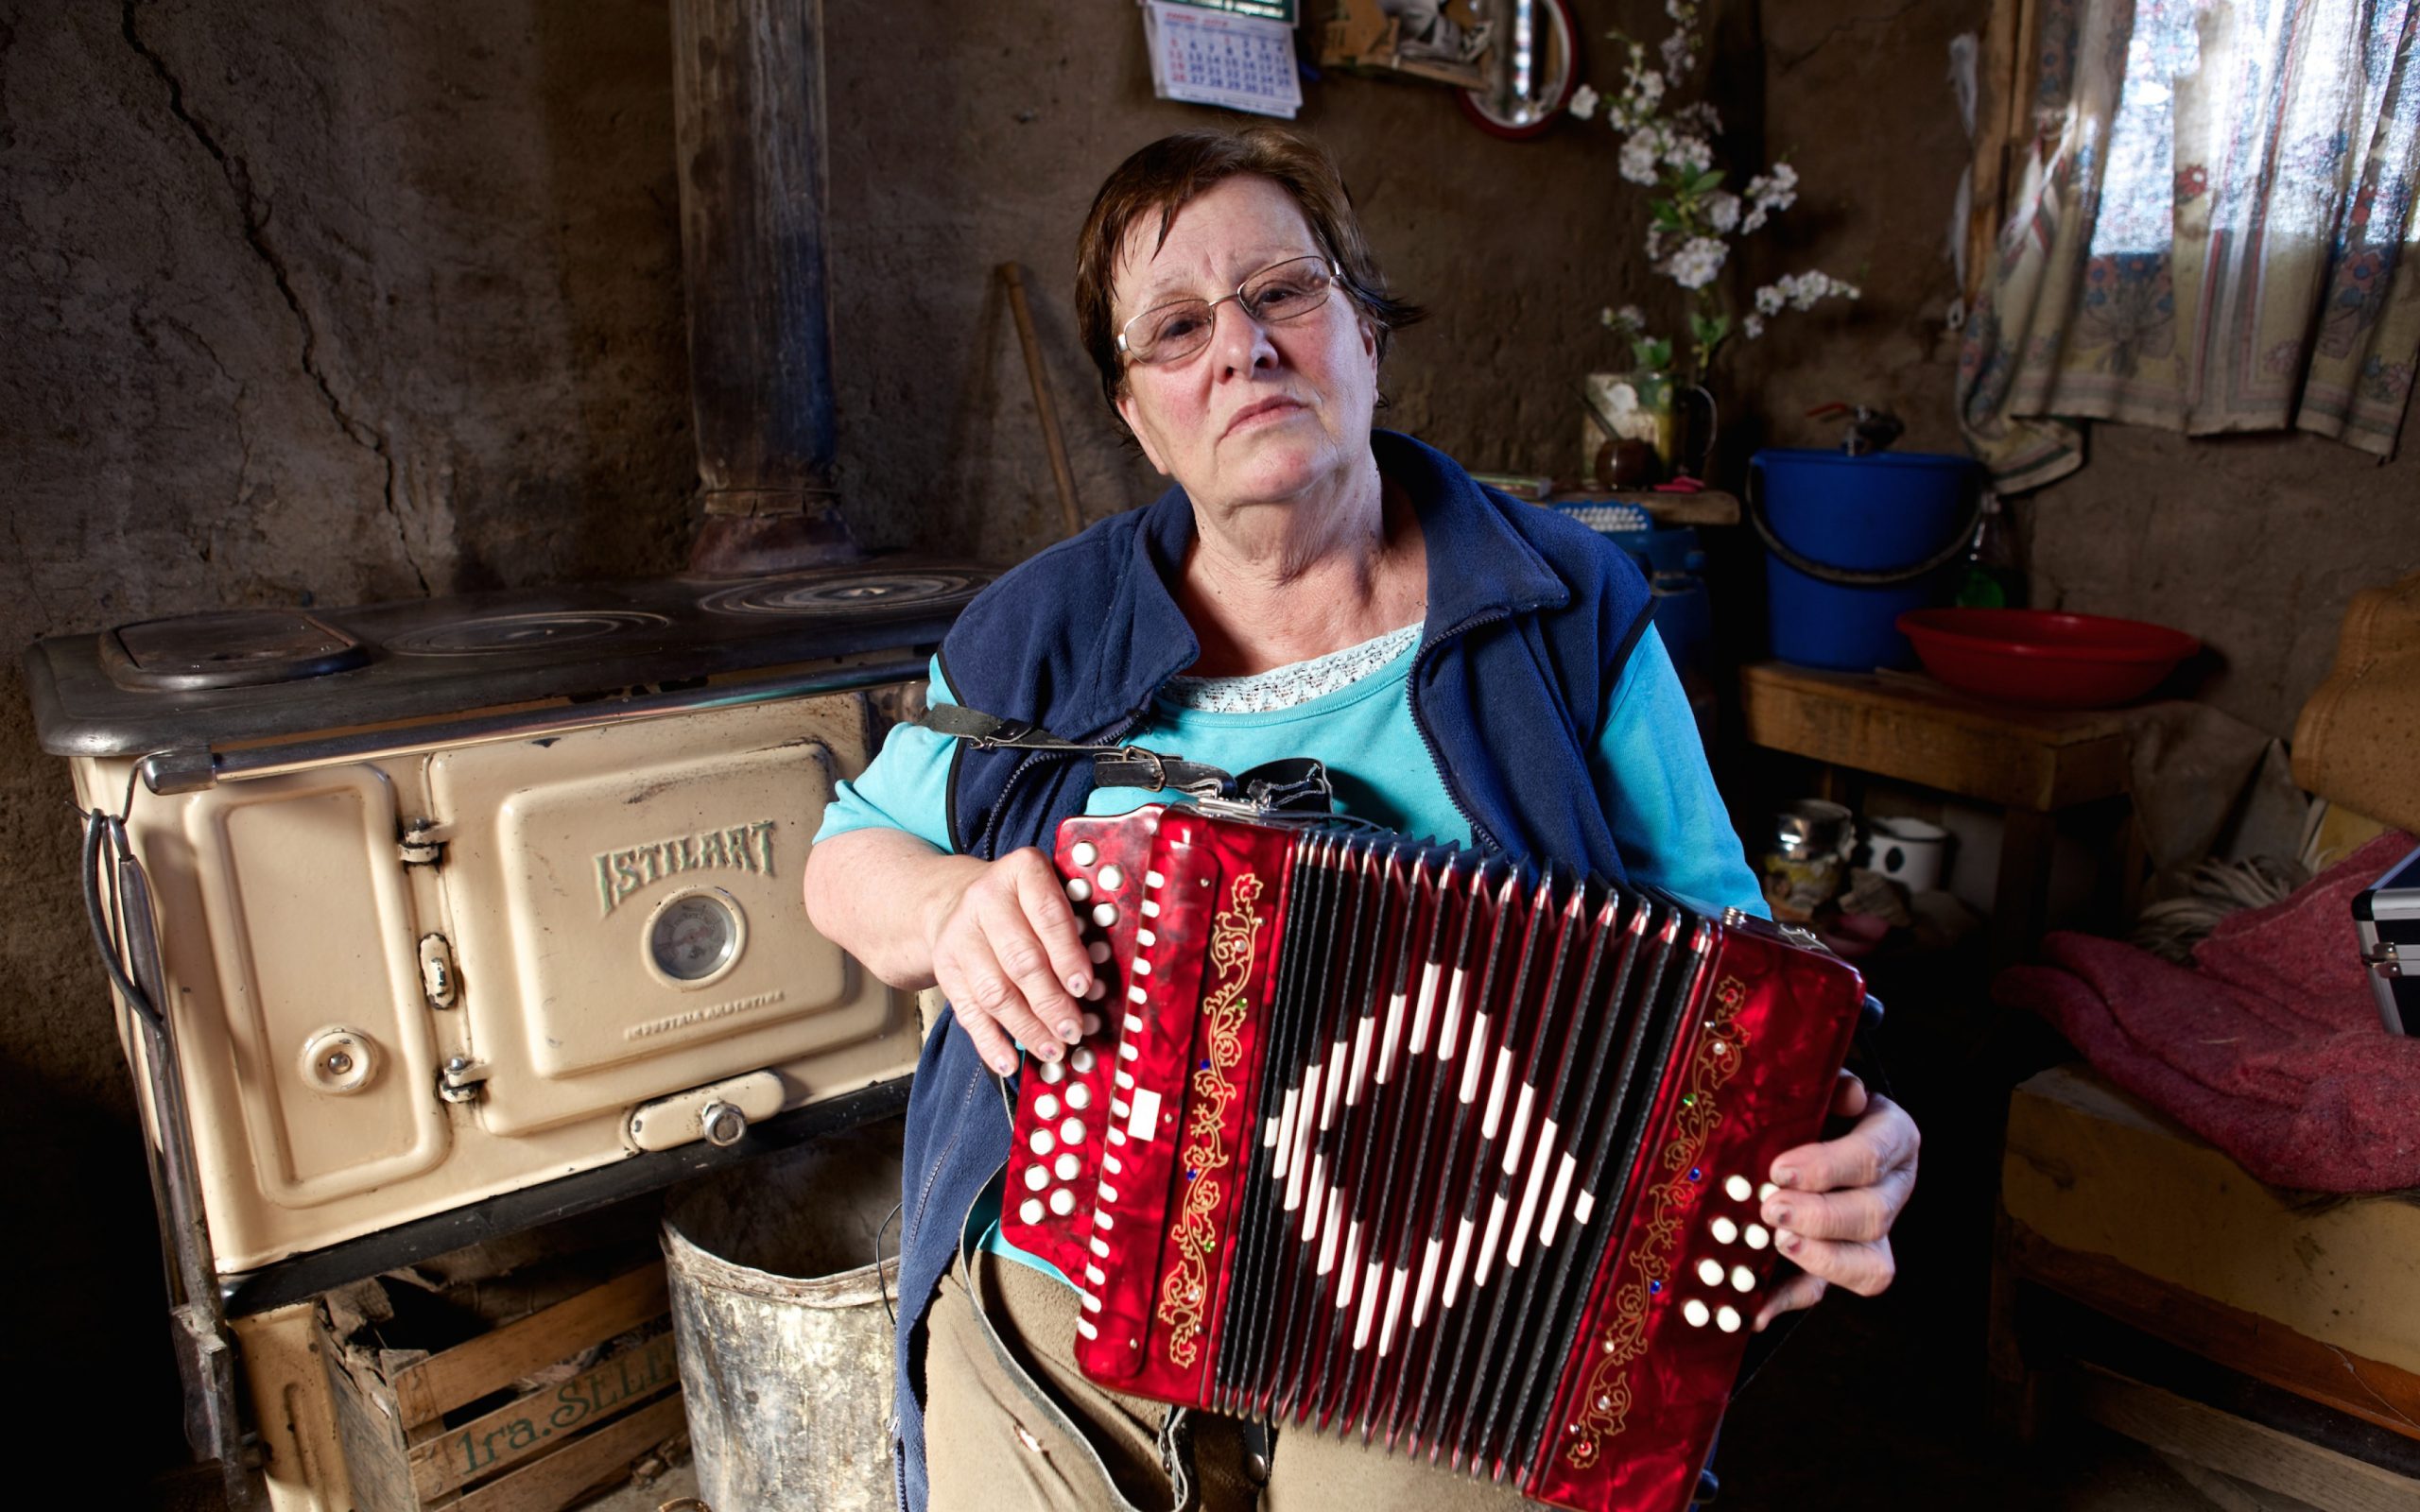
[1003,805,1865,1512]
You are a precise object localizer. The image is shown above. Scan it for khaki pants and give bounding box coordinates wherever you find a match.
[925,1251,1544,1511]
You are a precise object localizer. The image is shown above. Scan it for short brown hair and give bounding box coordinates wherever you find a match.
[1074,127,1424,409]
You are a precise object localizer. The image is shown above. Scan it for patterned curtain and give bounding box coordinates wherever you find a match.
[1958,0,2420,491]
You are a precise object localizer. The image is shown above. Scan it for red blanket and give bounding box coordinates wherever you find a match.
[1995,832,2420,1193]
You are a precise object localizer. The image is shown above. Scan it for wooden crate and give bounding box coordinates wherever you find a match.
[322,1262,687,1512]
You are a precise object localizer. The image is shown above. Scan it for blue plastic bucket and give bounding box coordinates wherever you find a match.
[1750,448,1982,671]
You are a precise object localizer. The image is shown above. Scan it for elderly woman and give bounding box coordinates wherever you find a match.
[804,127,1917,1511]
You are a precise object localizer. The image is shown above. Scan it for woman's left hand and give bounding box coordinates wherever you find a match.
[1752,1071,1918,1330]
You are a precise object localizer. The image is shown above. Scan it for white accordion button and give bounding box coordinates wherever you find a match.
[1697,1258,1725,1287]
[1037,1058,1065,1085]
[1744,1224,1771,1250]
[1034,1094,1061,1122]
[1019,1198,1044,1225]
[1080,1012,1102,1037]
[1088,940,1111,965]
[1145,870,1166,888]
[1085,980,1107,1002]
[1716,1306,1742,1333]
[1724,1175,1754,1202]
[1732,1265,1756,1293]
[1028,1129,1055,1156]
[1071,842,1098,868]
[1061,1119,1086,1145]
[1024,1165,1048,1193]
[1098,865,1125,890]
[1065,878,1093,904]
[1092,902,1119,928]
[1055,1152,1080,1181]
[1683,1299,1711,1328]
[1709,1217,1739,1245]
[1070,1047,1097,1074]
[1049,1188,1076,1217]
[1067,1083,1093,1110]
[1759,1181,1780,1202]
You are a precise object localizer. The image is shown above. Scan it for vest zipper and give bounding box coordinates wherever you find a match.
[1408,611,1508,854]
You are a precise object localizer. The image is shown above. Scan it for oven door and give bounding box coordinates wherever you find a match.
[428,693,915,1137]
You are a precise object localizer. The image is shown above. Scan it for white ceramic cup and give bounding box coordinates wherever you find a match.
[1866,816,1950,893]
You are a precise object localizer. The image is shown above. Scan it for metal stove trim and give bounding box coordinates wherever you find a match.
[218,1076,911,1316]
[134,651,929,794]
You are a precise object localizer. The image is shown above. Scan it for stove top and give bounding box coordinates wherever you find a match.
[27,558,992,758]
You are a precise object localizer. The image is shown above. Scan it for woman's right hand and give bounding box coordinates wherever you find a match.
[923,846,1096,1077]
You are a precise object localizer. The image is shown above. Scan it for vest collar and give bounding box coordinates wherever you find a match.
[1078,430,1570,737]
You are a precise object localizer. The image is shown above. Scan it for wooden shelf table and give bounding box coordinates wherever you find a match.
[1736,662,2171,969]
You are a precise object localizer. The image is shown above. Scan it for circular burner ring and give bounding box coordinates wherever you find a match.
[386,610,674,657]
[697,570,985,619]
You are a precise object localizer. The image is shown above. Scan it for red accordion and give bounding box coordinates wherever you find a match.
[1001,804,1866,1512]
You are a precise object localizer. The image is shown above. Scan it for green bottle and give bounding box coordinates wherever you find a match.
[1953,492,2023,609]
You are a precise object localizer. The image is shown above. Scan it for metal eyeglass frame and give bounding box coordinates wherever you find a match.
[1115,255,1341,367]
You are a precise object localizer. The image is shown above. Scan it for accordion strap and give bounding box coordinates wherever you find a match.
[920,704,1336,815]
[955,1169,1201,1512]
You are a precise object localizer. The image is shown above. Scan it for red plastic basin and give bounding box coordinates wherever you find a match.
[1894,609,2199,708]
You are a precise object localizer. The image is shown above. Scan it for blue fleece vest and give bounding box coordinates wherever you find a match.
[890,432,1652,1509]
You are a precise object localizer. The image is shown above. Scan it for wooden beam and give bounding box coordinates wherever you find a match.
[671,0,856,571]
[2066,1363,2420,1512]
[2003,1220,2420,1442]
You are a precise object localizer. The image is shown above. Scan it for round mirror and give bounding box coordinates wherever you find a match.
[1460,0,1579,140]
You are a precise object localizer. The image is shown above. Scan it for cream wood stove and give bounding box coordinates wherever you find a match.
[29,562,984,1305]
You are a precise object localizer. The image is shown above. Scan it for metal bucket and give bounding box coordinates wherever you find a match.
[661,1119,904,1511]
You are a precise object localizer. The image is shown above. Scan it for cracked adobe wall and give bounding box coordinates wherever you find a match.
[2,0,693,1476]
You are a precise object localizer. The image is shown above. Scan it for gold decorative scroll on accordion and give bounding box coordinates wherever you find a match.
[1001,804,1867,1512]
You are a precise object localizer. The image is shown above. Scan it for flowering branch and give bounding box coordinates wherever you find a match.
[1569,3,1858,385]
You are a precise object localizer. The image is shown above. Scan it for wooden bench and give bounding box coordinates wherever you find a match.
[1992,1064,2420,1508]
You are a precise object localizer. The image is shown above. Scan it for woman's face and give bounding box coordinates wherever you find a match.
[1111,175,1380,515]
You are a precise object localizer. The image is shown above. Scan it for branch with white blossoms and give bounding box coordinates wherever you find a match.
[1567,9,1857,384]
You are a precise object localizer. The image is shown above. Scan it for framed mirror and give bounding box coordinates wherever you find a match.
[1460,0,1579,139]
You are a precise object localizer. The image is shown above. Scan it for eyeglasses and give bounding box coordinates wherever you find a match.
[1116,256,1340,367]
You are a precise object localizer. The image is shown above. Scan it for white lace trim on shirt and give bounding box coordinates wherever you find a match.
[1163,623,1422,713]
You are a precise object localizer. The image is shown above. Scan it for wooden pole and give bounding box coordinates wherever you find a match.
[671,0,860,575]
[998,264,1083,540]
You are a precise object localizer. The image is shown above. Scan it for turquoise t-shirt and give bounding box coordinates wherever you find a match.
[818,627,1762,914]
[815,625,1764,1284]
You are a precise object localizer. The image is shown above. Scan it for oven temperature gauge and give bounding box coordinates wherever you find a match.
[646,887,747,987]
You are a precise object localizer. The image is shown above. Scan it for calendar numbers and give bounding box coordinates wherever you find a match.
[1143,2,1303,119]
